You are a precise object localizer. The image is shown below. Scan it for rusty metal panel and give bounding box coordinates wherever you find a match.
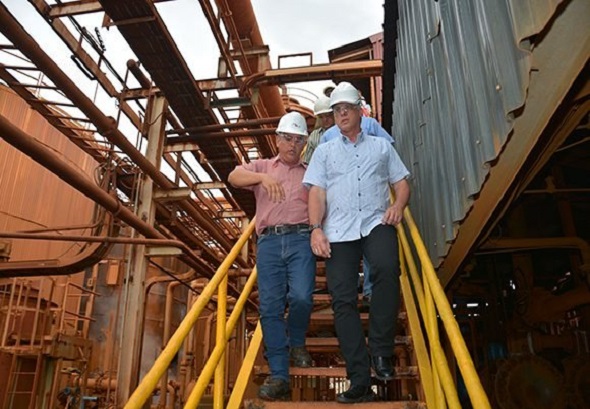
[390,0,563,265]
[0,86,98,262]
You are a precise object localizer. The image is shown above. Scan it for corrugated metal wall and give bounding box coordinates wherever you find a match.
[0,86,98,261]
[391,0,564,265]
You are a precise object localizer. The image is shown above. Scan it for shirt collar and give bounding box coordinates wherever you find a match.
[271,155,307,169]
[340,130,365,145]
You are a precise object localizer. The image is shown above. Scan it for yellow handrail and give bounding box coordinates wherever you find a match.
[184,266,259,408]
[124,219,256,409]
[398,247,436,407]
[213,273,228,409]
[397,220,459,407]
[403,208,492,409]
[226,321,263,409]
[128,198,491,409]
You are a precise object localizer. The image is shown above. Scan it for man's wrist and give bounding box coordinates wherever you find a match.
[309,223,322,232]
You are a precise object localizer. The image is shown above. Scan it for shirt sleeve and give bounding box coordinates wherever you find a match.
[302,129,321,164]
[303,145,328,190]
[237,160,263,192]
[320,125,337,144]
[365,117,395,144]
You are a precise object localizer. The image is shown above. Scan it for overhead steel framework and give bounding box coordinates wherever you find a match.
[0,1,381,279]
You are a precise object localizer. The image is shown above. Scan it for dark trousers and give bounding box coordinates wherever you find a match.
[325,224,401,387]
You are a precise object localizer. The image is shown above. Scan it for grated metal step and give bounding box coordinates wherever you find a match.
[244,400,426,408]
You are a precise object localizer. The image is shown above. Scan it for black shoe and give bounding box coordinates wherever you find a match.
[372,356,395,381]
[258,377,290,401]
[290,346,312,368]
[336,385,376,403]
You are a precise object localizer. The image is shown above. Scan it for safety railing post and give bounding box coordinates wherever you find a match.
[404,209,492,409]
[213,274,228,409]
[398,245,436,408]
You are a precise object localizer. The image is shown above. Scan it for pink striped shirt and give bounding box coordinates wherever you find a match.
[241,156,309,235]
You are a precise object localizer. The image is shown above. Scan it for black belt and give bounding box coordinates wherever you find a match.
[261,224,310,236]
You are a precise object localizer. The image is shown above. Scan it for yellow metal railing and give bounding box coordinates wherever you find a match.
[124,219,256,409]
[128,202,492,409]
[397,207,492,409]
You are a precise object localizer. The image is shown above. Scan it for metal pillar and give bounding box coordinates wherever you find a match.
[117,96,168,405]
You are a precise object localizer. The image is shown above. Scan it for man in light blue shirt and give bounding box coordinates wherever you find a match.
[303,82,410,404]
[320,110,394,302]
[320,115,394,144]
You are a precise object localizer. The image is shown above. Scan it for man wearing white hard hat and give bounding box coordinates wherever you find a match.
[229,112,315,401]
[302,95,335,164]
[303,82,410,403]
[315,83,394,304]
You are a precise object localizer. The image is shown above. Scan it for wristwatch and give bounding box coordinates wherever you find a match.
[309,223,322,232]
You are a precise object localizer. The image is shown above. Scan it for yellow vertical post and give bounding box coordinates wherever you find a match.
[398,222,459,408]
[213,274,228,409]
[424,277,451,408]
[398,246,436,408]
[124,219,256,409]
[226,322,263,409]
[405,209,491,409]
[183,268,258,408]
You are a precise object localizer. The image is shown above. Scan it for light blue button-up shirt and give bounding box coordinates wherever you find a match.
[303,132,409,243]
[320,116,394,144]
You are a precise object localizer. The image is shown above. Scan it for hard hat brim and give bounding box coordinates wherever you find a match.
[315,108,333,116]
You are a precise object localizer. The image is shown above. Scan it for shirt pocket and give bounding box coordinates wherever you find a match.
[327,155,350,177]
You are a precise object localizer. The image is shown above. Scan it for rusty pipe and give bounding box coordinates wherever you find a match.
[166,116,281,134]
[0,114,203,272]
[165,128,278,146]
[159,281,181,408]
[224,0,285,118]
[166,383,177,409]
[0,6,236,255]
[0,231,197,252]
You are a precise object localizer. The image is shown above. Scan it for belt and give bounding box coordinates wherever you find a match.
[261,224,310,236]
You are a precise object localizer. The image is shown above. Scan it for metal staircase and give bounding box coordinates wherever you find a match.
[125,214,492,408]
[243,269,425,408]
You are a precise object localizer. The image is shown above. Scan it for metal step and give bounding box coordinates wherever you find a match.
[305,336,412,352]
[245,400,425,408]
[254,365,418,379]
[309,312,407,323]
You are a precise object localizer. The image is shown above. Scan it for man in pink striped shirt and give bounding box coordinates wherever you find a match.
[228,112,315,401]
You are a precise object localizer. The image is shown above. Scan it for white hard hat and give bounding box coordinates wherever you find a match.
[313,95,333,116]
[329,81,361,107]
[276,112,308,137]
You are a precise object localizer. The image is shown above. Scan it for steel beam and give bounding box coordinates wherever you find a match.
[0,4,240,257]
[117,95,166,404]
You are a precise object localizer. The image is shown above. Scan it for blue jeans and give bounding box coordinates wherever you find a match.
[257,232,316,381]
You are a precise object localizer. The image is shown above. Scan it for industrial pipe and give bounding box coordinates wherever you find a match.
[224,0,285,118]
[159,281,181,408]
[0,232,198,254]
[0,6,237,256]
[166,116,281,135]
[0,113,201,274]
